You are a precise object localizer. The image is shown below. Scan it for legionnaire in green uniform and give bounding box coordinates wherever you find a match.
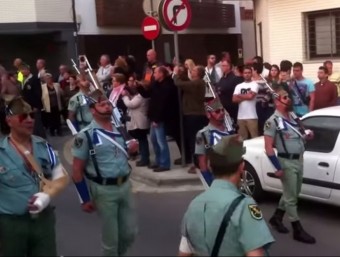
[264,88,316,244]
[68,75,93,131]
[0,96,68,256]
[179,134,274,256]
[71,89,138,256]
[195,98,234,186]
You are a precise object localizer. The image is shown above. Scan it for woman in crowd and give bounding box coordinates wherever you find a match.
[267,64,280,83]
[109,73,128,122]
[173,65,208,173]
[122,75,150,166]
[41,73,63,136]
[184,59,196,80]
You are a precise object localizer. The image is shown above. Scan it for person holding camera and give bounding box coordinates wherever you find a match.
[122,76,150,167]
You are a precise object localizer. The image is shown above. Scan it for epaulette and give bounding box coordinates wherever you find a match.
[198,125,209,134]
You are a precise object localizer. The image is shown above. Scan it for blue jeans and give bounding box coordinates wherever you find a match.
[150,122,170,168]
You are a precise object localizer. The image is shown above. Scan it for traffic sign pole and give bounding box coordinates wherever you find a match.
[158,0,192,167]
[173,30,185,167]
[150,0,156,50]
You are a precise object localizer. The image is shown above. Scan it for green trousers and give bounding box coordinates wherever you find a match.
[89,180,137,256]
[0,207,56,256]
[278,157,303,222]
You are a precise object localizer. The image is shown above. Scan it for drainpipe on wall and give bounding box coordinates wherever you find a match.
[252,0,258,56]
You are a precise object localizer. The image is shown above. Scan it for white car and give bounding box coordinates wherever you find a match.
[242,106,340,206]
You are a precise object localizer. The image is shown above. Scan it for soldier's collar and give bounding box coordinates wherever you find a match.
[208,123,227,132]
[274,110,295,123]
[210,179,240,192]
[92,120,120,135]
[0,135,45,150]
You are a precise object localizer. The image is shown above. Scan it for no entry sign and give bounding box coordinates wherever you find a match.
[159,0,192,31]
[141,16,161,41]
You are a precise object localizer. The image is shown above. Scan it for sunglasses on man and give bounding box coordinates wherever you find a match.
[17,112,35,122]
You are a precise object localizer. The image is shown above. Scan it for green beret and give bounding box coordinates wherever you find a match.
[87,89,108,105]
[207,134,246,168]
[4,96,32,116]
[205,98,223,112]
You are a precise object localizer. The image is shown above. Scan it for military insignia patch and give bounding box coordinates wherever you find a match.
[74,137,83,148]
[248,204,263,220]
[264,121,271,130]
[196,137,203,145]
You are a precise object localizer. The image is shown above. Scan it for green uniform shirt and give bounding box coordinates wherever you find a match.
[263,110,305,154]
[195,124,231,155]
[72,120,130,178]
[182,179,274,256]
[0,136,59,215]
[68,91,93,128]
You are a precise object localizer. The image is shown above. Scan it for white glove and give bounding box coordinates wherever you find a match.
[29,192,51,214]
[305,129,312,136]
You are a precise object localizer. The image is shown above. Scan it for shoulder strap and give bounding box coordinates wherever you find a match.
[201,131,210,150]
[273,118,288,154]
[84,130,102,179]
[9,137,50,190]
[211,194,245,257]
[294,81,307,104]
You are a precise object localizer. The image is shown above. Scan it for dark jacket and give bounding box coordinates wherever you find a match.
[216,72,243,121]
[138,76,175,123]
[21,74,43,110]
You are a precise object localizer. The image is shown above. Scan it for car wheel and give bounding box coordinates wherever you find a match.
[241,162,263,201]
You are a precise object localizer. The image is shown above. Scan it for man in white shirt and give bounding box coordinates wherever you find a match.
[232,65,259,139]
[96,54,112,91]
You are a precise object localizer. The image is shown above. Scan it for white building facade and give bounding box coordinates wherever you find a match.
[254,0,340,81]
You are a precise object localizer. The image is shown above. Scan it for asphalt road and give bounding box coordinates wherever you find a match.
[42,133,340,256]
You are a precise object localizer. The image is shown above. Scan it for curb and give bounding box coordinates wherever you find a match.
[130,164,203,188]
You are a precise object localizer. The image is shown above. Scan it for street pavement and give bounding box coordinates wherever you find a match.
[37,132,340,256]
